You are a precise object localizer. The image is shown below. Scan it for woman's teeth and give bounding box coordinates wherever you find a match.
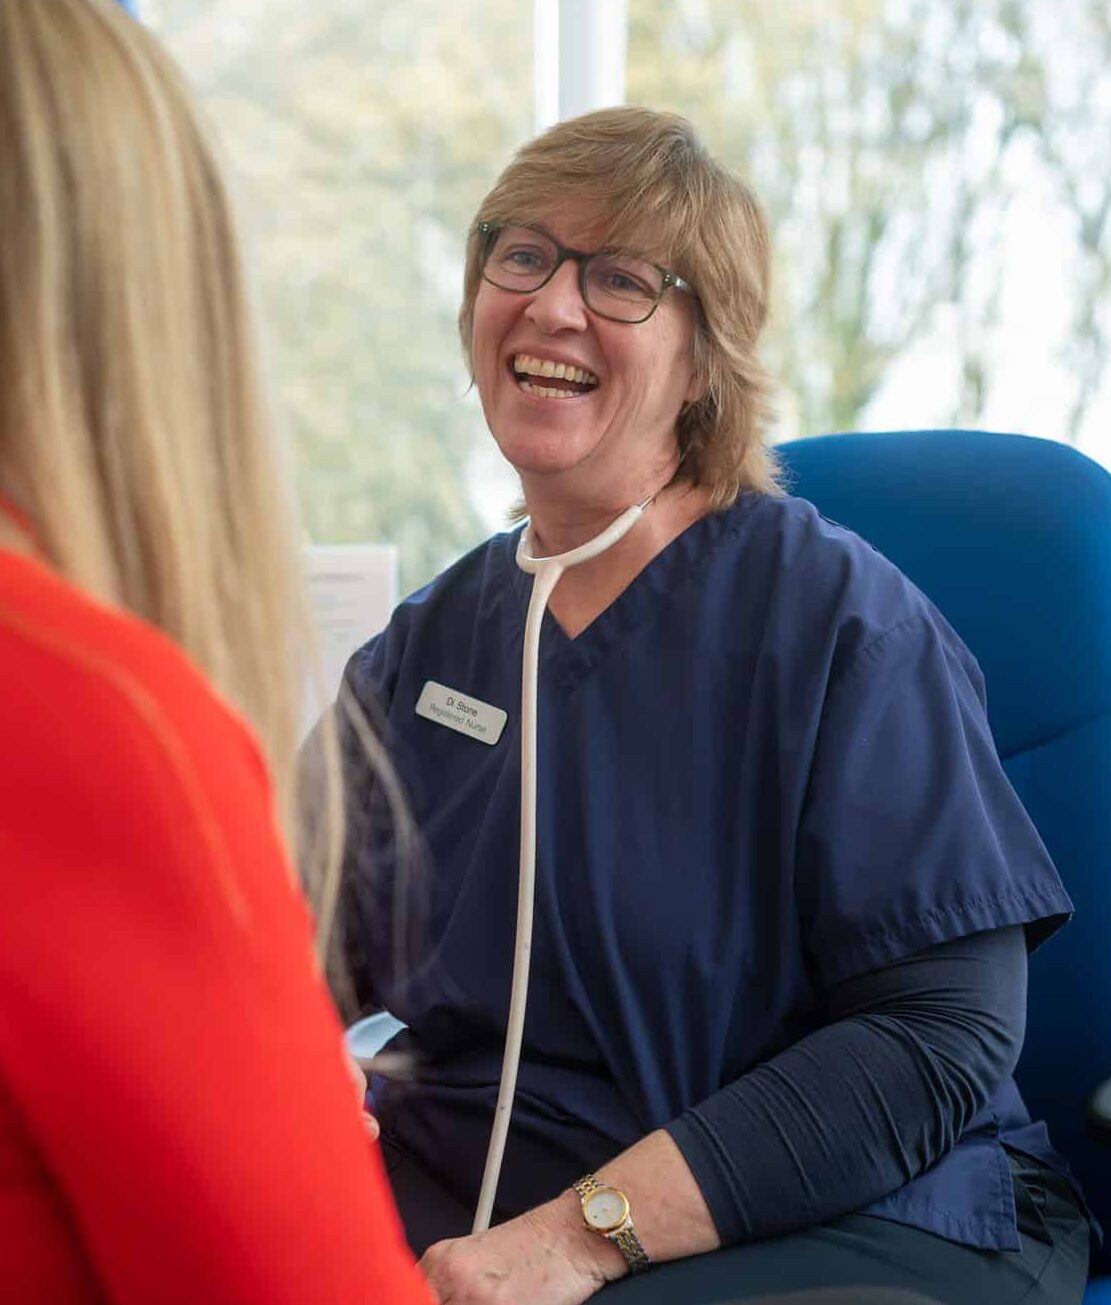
[512,353,599,398]
[519,381,582,399]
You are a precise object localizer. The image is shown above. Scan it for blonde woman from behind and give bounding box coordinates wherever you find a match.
[0,0,430,1300]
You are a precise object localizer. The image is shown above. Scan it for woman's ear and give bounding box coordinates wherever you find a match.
[684,324,711,406]
[683,365,709,406]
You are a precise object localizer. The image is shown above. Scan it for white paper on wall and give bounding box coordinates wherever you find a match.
[303,543,398,734]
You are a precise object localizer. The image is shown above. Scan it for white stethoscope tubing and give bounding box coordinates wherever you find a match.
[471,500,648,1234]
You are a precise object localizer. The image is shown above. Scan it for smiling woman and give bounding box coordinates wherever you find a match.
[458,107,777,519]
[468,205,705,508]
[333,106,1090,1305]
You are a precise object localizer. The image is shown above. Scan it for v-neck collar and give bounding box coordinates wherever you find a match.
[497,494,760,687]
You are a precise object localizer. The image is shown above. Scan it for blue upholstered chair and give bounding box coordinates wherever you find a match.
[778,428,1111,1296]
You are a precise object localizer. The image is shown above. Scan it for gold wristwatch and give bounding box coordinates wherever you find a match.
[572,1174,651,1274]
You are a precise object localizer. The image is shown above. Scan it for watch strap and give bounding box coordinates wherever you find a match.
[610,1223,651,1273]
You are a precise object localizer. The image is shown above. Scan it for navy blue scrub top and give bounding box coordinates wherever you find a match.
[341,492,1074,1251]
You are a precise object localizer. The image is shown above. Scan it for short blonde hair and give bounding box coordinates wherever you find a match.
[460,106,781,504]
[0,0,347,938]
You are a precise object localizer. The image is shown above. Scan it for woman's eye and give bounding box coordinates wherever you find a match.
[601,267,652,296]
[503,248,547,270]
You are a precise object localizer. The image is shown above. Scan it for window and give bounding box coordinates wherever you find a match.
[146,0,1111,592]
[629,0,1111,474]
[146,0,531,591]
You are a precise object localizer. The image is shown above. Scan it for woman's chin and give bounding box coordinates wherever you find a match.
[493,434,597,481]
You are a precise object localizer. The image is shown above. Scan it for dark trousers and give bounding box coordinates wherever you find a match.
[382,1139,1090,1305]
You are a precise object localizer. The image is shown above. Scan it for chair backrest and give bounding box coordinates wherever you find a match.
[777,429,1111,1268]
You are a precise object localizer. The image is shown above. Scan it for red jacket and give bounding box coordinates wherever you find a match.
[0,547,432,1304]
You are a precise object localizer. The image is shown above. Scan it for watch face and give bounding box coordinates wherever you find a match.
[583,1187,629,1233]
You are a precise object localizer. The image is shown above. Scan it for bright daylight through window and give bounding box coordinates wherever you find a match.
[628,0,1111,470]
[149,0,1111,591]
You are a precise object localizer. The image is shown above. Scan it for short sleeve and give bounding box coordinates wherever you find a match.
[796,611,1073,988]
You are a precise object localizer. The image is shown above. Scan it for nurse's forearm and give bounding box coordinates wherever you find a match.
[666,926,1026,1247]
[530,929,1024,1278]
[525,1126,721,1283]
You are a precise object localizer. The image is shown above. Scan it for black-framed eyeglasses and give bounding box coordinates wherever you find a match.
[476,221,695,325]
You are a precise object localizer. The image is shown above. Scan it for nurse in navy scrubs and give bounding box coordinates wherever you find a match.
[336,107,1092,1303]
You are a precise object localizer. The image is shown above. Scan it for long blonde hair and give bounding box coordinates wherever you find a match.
[461,107,781,506]
[0,0,349,943]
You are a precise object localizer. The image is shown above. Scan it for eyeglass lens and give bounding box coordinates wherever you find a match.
[482,226,665,322]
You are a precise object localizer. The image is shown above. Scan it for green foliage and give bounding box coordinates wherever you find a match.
[146,0,1111,591]
[628,0,1111,443]
[147,0,531,592]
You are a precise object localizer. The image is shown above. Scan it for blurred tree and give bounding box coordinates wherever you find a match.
[1029,0,1111,443]
[146,0,1111,595]
[146,0,531,592]
[628,0,1111,446]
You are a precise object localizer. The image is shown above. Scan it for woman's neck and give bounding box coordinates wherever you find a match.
[521,453,684,558]
[524,480,714,640]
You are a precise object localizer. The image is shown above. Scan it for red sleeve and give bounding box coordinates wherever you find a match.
[0,566,433,1304]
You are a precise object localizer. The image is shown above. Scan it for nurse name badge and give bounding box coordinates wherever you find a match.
[415,680,507,746]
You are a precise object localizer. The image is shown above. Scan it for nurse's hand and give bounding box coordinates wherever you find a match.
[418,1192,623,1305]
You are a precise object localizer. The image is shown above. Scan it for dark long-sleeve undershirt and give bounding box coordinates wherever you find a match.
[666,926,1027,1246]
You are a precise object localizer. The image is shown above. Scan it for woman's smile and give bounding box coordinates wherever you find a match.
[510,352,600,400]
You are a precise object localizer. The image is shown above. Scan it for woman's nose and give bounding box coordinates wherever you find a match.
[524,259,588,332]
